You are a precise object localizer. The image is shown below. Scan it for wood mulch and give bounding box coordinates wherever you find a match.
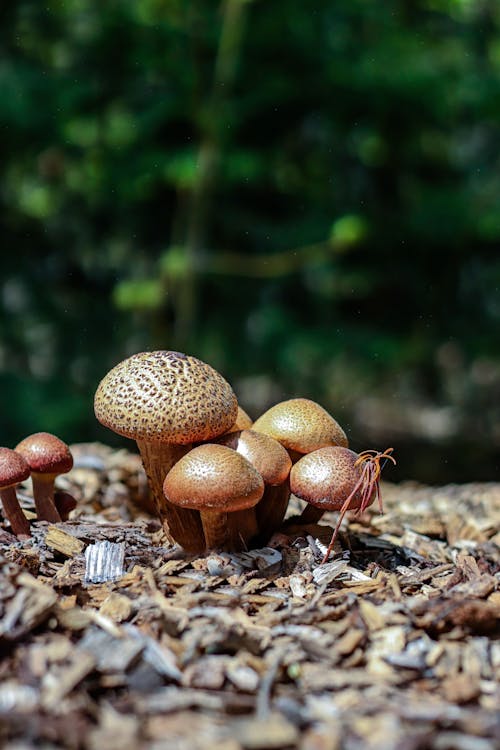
[0,443,499,750]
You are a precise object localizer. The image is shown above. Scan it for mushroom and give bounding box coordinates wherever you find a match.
[252,398,348,524]
[15,432,73,522]
[163,444,264,551]
[252,398,348,460]
[94,350,238,551]
[54,491,78,521]
[0,447,31,537]
[215,430,292,544]
[290,446,394,562]
[230,406,253,431]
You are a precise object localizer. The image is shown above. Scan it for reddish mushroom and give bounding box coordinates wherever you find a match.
[54,491,78,521]
[290,446,395,562]
[0,447,31,537]
[15,432,73,522]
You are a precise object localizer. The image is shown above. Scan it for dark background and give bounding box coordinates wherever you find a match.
[1,0,500,484]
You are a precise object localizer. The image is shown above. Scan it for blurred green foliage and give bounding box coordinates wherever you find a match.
[1,0,500,481]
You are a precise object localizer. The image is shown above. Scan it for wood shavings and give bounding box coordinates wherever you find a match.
[0,573,58,640]
[0,444,499,750]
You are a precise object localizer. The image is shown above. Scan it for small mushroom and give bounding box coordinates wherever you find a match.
[252,398,348,459]
[15,432,73,522]
[290,446,394,562]
[0,447,31,537]
[94,351,238,551]
[163,444,264,551]
[215,430,292,544]
[54,490,78,521]
[230,406,253,431]
[253,398,348,523]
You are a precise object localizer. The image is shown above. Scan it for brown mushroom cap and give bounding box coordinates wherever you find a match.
[231,406,253,431]
[15,433,73,476]
[0,448,30,487]
[290,446,365,510]
[163,444,264,512]
[252,398,348,454]
[215,430,291,486]
[94,351,238,444]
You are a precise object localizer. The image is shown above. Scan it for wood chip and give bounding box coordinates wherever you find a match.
[232,713,299,749]
[99,592,133,622]
[45,526,85,557]
[1,446,499,750]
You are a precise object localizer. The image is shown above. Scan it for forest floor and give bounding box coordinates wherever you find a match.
[0,444,499,750]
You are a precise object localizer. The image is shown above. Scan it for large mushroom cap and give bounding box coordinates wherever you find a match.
[163,444,264,512]
[15,432,73,476]
[215,429,291,486]
[0,447,30,488]
[94,351,238,444]
[252,398,348,454]
[290,446,363,510]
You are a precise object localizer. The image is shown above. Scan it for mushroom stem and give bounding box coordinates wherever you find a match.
[297,503,325,524]
[255,481,291,543]
[200,510,229,550]
[137,440,205,552]
[227,508,259,551]
[0,486,31,537]
[31,474,62,522]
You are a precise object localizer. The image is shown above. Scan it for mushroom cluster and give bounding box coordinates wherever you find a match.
[0,432,75,538]
[95,351,394,559]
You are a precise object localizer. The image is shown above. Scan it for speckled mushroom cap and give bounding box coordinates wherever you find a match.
[290,446,366,510]
[94,351,238,444]
[163,444,264,512]
[252,398,348,454]
[0,447,30,488]
[15,433,73,476]
[215,430,291,486]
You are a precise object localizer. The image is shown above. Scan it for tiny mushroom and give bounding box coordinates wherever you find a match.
[290,445,395,562]
[252,398,348,525]
[15,432,73,523]
[0,447,31,537]
[54,490,78,521]
[94,350,238,552]
[163,444,264,551]
[215,429,292,543]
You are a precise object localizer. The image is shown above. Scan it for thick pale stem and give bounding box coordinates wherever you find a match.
[200,510,229,550]
[0,485,31,537]
[227,508,259,551]
[31,474,62,523]
[137,440,205,552]
[255,481,291,544]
